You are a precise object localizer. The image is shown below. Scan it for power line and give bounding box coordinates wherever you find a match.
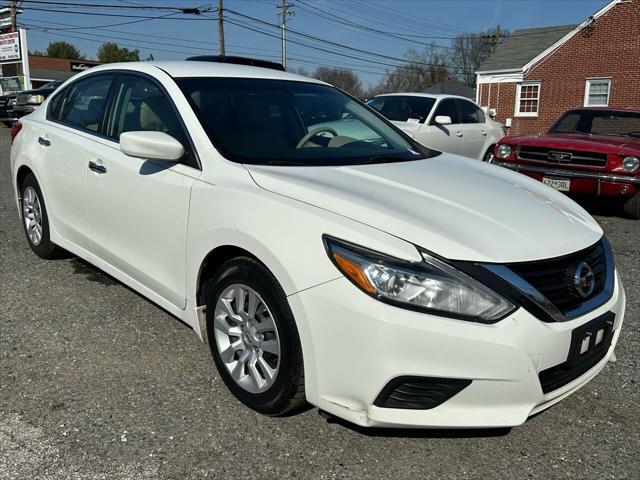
[223,8,473,71]
[18,0,208,12]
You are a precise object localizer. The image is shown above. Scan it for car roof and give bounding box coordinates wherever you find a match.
[371,92,476,102]
[569,106,640,114]
[80,60,326,84]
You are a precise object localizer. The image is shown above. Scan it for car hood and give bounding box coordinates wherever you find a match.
[506,132,640,154]
[246,154,602,263]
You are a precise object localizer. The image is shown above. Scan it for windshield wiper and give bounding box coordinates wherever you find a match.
[365,155,422,164]
[260,160,315,166]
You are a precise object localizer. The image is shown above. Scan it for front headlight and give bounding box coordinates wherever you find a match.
[496,144,512,159]
[622,156,639,172]
[27,94,45,104]
[324,236,515,322]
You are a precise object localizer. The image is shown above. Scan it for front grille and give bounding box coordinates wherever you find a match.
[0,100,6,108]
[16,94,28,105]
[518,145,607,167]
[508,241,607,317]
[374,376,471,410]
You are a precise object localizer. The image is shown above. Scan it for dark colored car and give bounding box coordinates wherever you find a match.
[13,80,64,118]
[494,107,640,219]
[0,91,18,127]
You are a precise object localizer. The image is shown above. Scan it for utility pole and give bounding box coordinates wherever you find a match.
[493,24,501,53]
[278,0,293,69]
[217,0,225,57]
[10,0,17,32]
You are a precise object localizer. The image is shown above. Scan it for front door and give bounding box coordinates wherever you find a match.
[85,73,200,308]
[417,98,463,155]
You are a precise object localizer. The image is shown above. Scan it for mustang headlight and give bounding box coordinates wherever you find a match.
[324,236,515,322]
[496,144,512,159]
[622,156,639,172]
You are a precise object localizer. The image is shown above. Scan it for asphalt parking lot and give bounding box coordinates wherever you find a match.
[1,127,639,480]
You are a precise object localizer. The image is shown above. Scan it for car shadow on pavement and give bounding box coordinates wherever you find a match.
[317,410,512,438]
[569,194,624,218]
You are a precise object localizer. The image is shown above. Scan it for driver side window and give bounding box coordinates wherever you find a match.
[105,75,195,166]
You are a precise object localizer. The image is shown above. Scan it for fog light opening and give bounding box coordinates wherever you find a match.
[620,186,630,195]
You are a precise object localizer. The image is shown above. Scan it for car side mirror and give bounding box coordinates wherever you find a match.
[120,131,185,161]
[434,115,452,125]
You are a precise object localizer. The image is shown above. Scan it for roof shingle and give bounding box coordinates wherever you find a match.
[477,24,577,72]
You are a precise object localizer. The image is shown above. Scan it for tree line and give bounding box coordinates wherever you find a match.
[31,28,505,98]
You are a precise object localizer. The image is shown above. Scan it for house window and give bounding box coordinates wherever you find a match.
[584,78,611,106]
[515,82,540,117]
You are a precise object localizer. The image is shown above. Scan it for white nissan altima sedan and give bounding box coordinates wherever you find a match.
[10,58,625,429]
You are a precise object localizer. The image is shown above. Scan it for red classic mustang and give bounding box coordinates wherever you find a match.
[493,107,640,219]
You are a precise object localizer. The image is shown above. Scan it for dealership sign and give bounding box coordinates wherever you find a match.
[70,61,96,72]
[0,32,21,63]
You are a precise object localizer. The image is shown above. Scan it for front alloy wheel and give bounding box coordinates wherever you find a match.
[213,284,281,393]
[204,257,305,415]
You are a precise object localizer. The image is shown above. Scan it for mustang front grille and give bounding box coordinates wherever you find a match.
[517,145,608,167]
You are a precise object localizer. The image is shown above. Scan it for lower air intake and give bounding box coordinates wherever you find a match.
[374,376,472,410]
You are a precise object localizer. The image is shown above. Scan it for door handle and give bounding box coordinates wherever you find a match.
[456,131,464,137]
[88,160,107,174]
[38,136,51,147]
[480,130,488,136]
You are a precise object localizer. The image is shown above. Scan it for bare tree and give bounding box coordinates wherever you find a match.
[309,66,364,97]
[367,46,450,96]
[449,28,509,87]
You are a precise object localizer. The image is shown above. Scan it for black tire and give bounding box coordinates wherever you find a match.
[204,257,306,416]
[483,146,496,163]
[3,121,14,128]
[622,192,640,220]
[20,173,65,259]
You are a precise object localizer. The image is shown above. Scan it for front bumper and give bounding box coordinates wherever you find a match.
[289,271,625,428]
[495,161,639,196]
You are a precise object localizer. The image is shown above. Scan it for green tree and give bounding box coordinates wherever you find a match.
[31,41,85,60]
[97,42,140,63]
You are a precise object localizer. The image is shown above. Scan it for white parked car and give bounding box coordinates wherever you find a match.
[366,93,505,161]
[10,59,625,429]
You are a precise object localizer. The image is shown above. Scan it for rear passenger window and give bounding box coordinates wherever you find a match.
[457,100,485,124]
[58,75,113,133]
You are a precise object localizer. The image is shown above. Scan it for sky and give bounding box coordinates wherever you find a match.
[18,0,612,86]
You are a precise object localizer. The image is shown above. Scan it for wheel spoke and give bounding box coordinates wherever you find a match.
[214,314,241,336]
[247,291,260,318]
[260,339,279,356]
[257,354,276,381]
[234,286,246,315]
[230,350,250,381]
[247,350,264,390]
[256,316,275,332]
[217,298,241,323]
[219,339,244,363]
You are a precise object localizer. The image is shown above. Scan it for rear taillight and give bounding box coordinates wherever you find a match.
[10,122,22,143]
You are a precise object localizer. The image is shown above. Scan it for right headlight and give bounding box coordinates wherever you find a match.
[622,156,639,172]
[324,236,515,323]
[496,144,513,159]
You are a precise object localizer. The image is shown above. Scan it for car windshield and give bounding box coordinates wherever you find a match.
[176,77,435,166]
[550,110,640,139]
[365,95,436,123]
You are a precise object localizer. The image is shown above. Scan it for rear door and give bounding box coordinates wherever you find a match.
[34,73,114,250]
[416,98,463,154]
[85,73,200,308]
[456,99,489,160]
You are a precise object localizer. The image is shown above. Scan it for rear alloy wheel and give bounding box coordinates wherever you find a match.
[622,192,640,220]
[204,257,305,415]
[20,173,65,259]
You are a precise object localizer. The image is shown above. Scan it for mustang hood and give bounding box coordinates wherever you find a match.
[246,154,603,263]
[508,133,640,154]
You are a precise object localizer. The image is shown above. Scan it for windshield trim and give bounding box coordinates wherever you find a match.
[174,76,440,167]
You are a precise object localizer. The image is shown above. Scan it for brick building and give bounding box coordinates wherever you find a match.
[476,0,640,136]
[28,55,100,89]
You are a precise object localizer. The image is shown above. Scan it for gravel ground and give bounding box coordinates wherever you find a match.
[1,128,638,480]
